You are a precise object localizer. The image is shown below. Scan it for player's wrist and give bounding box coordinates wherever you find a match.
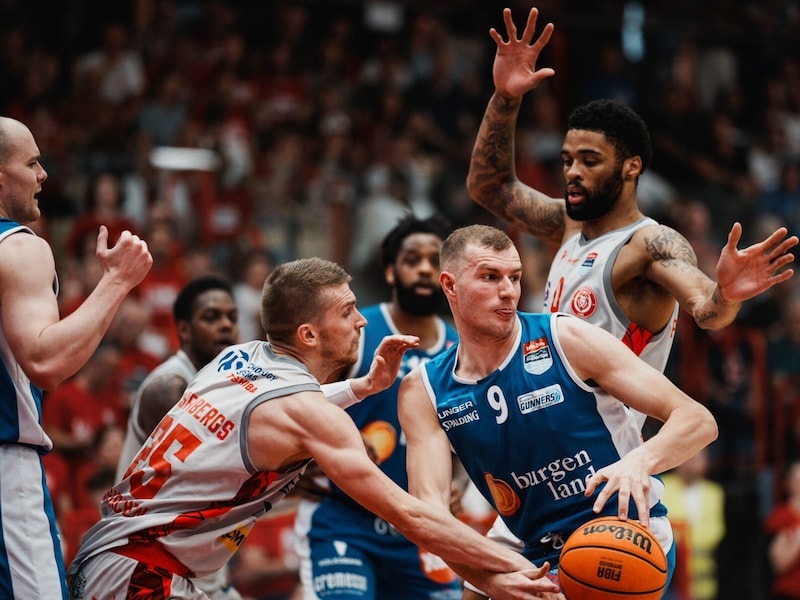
[714,282,736,306]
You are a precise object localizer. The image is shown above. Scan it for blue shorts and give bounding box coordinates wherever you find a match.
[296,499,462,600]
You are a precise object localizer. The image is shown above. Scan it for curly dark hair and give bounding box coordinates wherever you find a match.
[567,99,652,172]
[380,213,452,268]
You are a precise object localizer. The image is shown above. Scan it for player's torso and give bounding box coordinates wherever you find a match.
[0,219,53,449]
[544,218,677,369]
[422,313,665,563]
[70,341,317,577]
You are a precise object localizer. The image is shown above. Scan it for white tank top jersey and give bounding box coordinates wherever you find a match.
[543,218,679,424]
[116,349,197,481]
[69,340,319,579]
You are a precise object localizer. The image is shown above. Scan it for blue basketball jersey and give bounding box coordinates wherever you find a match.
[420,312,667,565]
[330,303,458,505]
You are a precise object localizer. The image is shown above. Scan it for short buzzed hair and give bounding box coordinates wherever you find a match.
[261,257,351,344]
[567,99,652,172]
[0,116,19,164]
[440,225,514,274]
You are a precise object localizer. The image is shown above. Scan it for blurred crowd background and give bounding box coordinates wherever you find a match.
[3,1,800,598]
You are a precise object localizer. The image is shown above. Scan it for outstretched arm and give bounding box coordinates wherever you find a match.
[467,7,567,246]
[251,392,560,598]
[556,315,718,525]
[645,222,797,329]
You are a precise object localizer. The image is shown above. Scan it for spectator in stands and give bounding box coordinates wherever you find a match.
[765,460,800,600]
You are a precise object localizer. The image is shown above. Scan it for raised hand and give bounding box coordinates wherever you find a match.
[490,7,556,98]
[96,226,153,290]
[350,334,420,399]
[715,222,798,303]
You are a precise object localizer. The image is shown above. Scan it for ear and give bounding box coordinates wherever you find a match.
[625,156,642,180]
[384,264,395,287]
[440,271,456,299]
[296,323,317,349]
[176,320,192,345]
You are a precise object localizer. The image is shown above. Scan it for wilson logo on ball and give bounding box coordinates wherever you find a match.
[558,516,667,600]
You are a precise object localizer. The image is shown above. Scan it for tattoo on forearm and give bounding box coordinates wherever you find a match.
[469,95,565,240]
[696,310,718,324]
[644,228,698,270]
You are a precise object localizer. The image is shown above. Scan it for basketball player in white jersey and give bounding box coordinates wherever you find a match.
[0,115,152,599]
[67,257,560,600]
[462,10,798,598]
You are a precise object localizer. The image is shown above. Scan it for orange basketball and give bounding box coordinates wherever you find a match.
[559,516,668,600]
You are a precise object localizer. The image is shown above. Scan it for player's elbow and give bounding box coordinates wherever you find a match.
[23,359,72,390]
[696,406,719,446]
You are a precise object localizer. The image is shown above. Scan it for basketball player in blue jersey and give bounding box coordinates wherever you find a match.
[0,116,152,599]
[463,10,798,596]
[397,225,718,598]
[295,214,464,600]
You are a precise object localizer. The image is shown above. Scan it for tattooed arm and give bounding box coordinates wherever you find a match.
[643,223,797,329]
[466,7,568,247]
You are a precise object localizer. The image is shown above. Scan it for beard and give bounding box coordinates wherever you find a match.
[565,167,624,221]
[395,280,445,316]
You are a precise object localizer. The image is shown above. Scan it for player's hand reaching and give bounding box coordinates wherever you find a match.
[349,334,419,399]
[715,222,798,304]
[584,448,654,528]
[478,562,561,599]
[491,7,555,98]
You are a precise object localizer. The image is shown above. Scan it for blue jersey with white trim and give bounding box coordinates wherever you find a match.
[328,303,457,507]
[420,311,666,565]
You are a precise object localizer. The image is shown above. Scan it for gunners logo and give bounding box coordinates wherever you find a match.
[570,286,597,318]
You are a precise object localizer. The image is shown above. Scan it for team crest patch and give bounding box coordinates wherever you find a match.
[579,251,598,276]
[570,286,597,318]
[523,338,553,375]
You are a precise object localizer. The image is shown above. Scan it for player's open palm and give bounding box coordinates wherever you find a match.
[715,222,797,302]
[491,8,555,98]
[362,334,419,396]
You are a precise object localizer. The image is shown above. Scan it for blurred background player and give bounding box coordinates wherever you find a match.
[116,274,241,600]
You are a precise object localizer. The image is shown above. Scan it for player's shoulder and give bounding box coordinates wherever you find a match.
[628,222,694,260]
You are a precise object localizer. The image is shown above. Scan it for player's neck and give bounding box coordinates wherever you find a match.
[580,204,645,240]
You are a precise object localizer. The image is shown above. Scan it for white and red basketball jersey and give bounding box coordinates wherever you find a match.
[116,349,197,481]
[543,217,678,380]
[68,340,318,578]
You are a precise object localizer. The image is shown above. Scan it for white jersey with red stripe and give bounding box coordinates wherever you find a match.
[543,217,678,380]
[116,349,197,482]
[68,340,318,579]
